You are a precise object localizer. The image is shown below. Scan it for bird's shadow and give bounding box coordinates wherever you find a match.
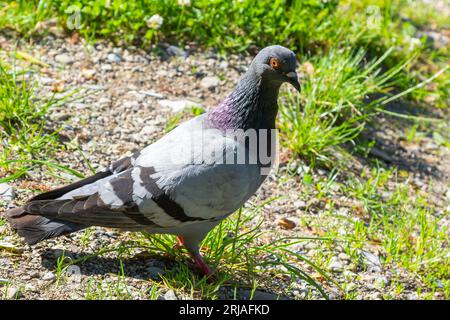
[39,248,286,300]
[40,248,181,281]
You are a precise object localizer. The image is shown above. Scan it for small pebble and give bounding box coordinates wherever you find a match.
[0,241,24,254]
[107,53,122,63]
[101,64,113,71]
[42,272,56,282]
[374,276,389,289]
[368,292,383,300]
[200,76,220,90]
[328,256,344,273]
[55,53,73,64]
[163,289,178,300]
[276,217,296,230]
[5,287,21,299]
[338,252,350,261]
[293,200,307,209]
[81,68,96,79]
[0,183,14,202]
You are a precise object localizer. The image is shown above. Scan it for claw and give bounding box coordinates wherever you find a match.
[191,253,216,282]
[176,235,216,281]
[192,254,213,276]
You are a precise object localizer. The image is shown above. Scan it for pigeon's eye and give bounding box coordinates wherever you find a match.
[269,57,282,70]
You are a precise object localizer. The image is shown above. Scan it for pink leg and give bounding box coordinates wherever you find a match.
[191,253,213,277]
[176,235,214,278]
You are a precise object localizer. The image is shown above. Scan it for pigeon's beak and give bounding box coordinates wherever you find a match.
[285,71,300,92]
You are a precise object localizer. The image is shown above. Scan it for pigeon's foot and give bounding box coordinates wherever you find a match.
[192,253,213,277]
[191,253,217,282]
[177,235,216,281]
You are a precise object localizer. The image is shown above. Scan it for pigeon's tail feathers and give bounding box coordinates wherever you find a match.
[4,206,86,245]
[1,155,133,245]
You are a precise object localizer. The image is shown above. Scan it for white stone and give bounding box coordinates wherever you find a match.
[39,76,56,85]
[338,252,350,261]
[98,97,111,105]
[101,64,113,71]
[25,284,38,293]
[218,61,229,69]
[163,289,178,300]
[361,251,382,271]
[81,68,96,79]
[139,90,165,99]
[0,241,23,254]
[374,276,389,289]
[328,256,344,273]
[123,100,139,109]
[0,183,14,202]
[5,287,20,299]
[200,76,220,90]
[293,200,307,209]
[42,272,56,282]
[140,125,158,136]
[107,53,122,63]
[55,53,73,64]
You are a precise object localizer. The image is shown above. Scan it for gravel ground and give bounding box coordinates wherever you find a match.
[0,32,448,300]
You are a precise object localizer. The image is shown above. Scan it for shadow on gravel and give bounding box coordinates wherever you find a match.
[40,248,177,280]
[351,99,448,181]
[39,248,287,300]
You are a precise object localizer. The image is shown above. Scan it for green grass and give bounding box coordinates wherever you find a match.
[37,166,449,299]
[0,0,340,51]
[1,0,447,168]
[0,0,449,300]
[0,61,57,177]
[51,202,334,300]
[278,47,408,165]
[298,166,450,299]
[1,0,448,108]
[0,58,86,181]
[0,217,6,241]
[141,205,333,299]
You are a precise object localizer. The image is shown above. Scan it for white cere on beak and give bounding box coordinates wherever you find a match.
[286,72,297,79]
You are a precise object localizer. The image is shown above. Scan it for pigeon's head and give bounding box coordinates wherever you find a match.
[251,45,300,92]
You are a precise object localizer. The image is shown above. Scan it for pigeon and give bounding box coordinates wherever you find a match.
[3,45,300,277]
